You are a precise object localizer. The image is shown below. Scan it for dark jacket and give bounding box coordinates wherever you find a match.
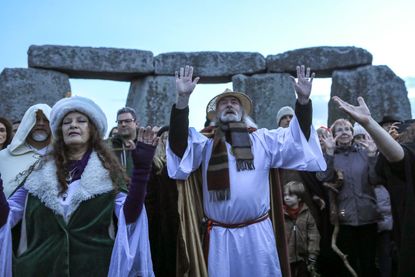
[317,144,380,226]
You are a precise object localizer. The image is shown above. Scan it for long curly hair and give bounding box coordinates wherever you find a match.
[52,115,128,194]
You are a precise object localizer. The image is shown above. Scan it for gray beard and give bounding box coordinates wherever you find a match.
[31,131,49,142]
[220,113,241,123]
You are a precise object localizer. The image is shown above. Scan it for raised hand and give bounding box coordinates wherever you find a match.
[321,130,338,156]
[357,135,378,157]
[136,126,159,147]
[175,65,200,109]
[332,96,372,126]
[290,65,315,104]
[388,123,400,140]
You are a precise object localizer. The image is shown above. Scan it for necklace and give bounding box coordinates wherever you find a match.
[66,167,78,183]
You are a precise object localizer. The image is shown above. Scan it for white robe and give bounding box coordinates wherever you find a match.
[167,116,326,277]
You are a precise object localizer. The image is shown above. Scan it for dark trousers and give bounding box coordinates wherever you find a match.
[377,230,395,277]
[337,223,378,277]
[290,260,309,277]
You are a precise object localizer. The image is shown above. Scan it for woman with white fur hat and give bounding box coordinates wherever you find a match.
[0,96,156,276]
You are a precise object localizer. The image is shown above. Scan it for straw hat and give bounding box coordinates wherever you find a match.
[206,89,253,119]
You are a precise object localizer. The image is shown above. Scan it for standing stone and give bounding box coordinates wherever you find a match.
[232,73,296,129]
[0,68,70,122]
[155,52,266,83]
[127,76,176,126]
[28,45,154,81]
[328,65,411,125]
[267,46,372,78]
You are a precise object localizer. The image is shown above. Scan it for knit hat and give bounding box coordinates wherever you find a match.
[353,122,367,137]
[206,89,252,118]
[50,96,107,138]
[276,106,294,126]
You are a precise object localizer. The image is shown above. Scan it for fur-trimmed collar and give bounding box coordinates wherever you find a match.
[24,151,114,222]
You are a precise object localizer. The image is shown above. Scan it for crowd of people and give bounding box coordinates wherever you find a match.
[0,64,413,277]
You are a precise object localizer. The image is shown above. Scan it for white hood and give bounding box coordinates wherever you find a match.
[7,103,52,155]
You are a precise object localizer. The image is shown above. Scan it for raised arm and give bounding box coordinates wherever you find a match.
[168,65,200,158]
[332,96,404,162]
[291,65,315,139]
[123,127,158,224]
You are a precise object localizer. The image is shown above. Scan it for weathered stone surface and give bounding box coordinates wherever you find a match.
[155,52,266,83]
[0,68,70,122]
[328,65,411,125]
[127,76,176,126]
[267,46,372,78]
[232,73,296,129]
[28,45,154,81]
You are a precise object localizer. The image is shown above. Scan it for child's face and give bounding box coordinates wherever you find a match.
[283,192,300,208]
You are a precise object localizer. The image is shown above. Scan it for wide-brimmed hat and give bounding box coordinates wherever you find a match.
[206,89,252,119]
[378,115,402,126]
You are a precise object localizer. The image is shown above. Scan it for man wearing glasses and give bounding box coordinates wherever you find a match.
[111,107,139,176]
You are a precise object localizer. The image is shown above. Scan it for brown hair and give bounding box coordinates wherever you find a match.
[284,181,306,199]
[53,115,128,194]
[0,117,13,149]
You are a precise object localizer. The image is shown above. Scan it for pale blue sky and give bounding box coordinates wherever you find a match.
[1,0,414,132]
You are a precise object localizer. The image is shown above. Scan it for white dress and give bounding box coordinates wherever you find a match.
[167,116,326,277]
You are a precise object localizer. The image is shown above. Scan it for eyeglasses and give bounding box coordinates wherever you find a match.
[116,119,135,125]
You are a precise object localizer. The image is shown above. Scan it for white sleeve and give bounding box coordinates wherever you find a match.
[0,188,27,277]
[258,116,326,171]
[166,127,208,180]
[108,192,154,277]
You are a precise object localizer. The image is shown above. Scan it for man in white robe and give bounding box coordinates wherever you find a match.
[167,65,326,277]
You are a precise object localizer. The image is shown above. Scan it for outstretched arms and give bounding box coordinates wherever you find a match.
[332,96,404,162]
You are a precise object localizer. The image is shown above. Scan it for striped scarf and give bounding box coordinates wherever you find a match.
[206,122,255,201]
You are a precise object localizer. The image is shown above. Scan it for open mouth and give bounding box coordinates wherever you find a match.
[68,132,80,136]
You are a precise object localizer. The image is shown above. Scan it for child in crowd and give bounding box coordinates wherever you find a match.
[284,181,320,277]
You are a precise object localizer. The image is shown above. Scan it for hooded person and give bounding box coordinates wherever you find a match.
[0,96,156,276]
[0,104,52,198]
[167,65,326,277]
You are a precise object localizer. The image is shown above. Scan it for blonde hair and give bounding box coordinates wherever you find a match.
[284,181,305,199]
[330,118,353,137]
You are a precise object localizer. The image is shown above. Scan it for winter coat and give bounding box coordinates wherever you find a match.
[317,145,380,226]
[284,203,320,263]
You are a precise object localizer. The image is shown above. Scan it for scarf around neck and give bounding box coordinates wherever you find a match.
[205,122,255,201]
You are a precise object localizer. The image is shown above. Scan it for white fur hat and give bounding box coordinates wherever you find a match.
[276,106,294,126]
[50,96,107,138]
